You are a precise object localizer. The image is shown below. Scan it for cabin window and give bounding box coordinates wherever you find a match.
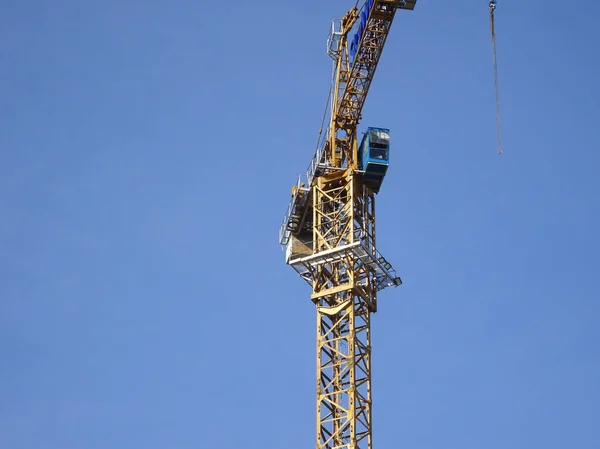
[370,147,388,160]
[369,130,390,146]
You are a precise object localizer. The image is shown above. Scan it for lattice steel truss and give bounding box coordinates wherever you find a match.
[313,170,378,449]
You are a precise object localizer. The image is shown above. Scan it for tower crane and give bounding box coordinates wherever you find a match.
[279,2,414,448]
[279,1,501,448]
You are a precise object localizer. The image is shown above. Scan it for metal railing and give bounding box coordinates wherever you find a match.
[286,231,402,292]
[279,143,329,246]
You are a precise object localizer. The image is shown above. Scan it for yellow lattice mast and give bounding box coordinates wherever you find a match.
[279,2,416,448]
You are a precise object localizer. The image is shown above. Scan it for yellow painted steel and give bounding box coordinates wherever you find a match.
[311,3,415,447]
[284,1,416,448]
[313,171,378,449]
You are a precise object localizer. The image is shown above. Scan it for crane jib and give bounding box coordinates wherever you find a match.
[349,1,416,61]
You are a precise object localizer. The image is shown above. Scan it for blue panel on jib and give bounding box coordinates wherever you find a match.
[350,0,373,60]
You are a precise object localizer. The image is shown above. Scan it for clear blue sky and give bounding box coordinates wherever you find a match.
[1,1,599,448]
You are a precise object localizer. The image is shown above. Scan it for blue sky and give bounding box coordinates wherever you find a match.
[1,0,599,448]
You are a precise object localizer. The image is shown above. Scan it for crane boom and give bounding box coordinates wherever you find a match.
[336,1,416,130]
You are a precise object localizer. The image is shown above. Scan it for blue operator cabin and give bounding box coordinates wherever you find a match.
[358,127,390,193]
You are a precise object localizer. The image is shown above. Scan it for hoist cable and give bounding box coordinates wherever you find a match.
[315,83,333,154]
[490,1,502,155]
